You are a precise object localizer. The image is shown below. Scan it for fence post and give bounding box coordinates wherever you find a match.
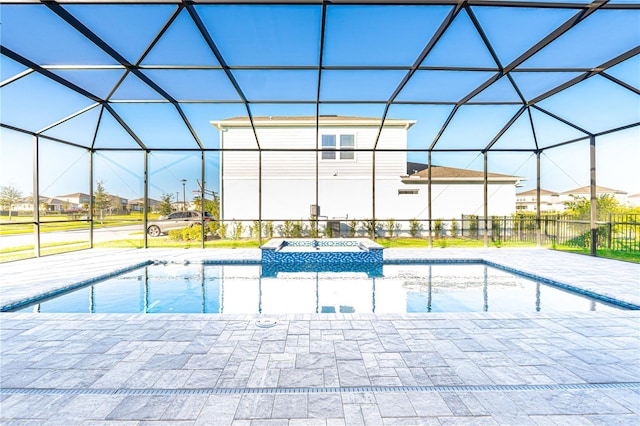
[607,212,612,249]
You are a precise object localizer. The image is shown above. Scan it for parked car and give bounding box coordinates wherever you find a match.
[147,211,214,237]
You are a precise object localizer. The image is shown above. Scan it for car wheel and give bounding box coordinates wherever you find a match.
[147,225,161,237]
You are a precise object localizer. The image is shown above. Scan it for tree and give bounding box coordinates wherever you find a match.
[192,191,220,219]
[94,180,111,221]
[158,193,174,216]
[564,194,620,220]
[0,185,23,220]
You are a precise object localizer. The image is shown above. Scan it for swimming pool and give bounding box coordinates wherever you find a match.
[9,262,627,314]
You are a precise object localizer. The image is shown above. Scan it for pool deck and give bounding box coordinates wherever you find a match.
[1,248,639,424]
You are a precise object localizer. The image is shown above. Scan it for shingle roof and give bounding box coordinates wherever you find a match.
[517,189,559,196]
[561,185,627,195]
[408,165,520,180]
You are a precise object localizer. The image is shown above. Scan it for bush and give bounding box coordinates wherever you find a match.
[218,222,227,239]
[324,223,334,238]
[409,218,420,237]
[385,218,396,238]
[264,221,274,239]
[283,220,294,238]
[309,218,319,238]
[292,221,303,238]
[168,225,204,241]
[348,219,358,237]
[232,221,243,239]
[434,219,443,238]
[252,220,261,238]
[450,219,459,237]
[469,215,478,238]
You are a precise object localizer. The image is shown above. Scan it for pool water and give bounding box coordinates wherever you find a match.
[11,263,625,314]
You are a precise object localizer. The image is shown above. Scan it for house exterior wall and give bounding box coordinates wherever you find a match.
[218,119,519,233]
[221,123,408,222]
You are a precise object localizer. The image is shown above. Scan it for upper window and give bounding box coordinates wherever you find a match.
[321,134,355,161]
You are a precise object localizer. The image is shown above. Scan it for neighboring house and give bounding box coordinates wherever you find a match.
[212,116,523,226]
[516,189,561,213]
[560,185,628,207]
[516,185,630,212]
[56,192,91,210]
[15,196,66,213]
[128,197,161,212]
[628,193,640,208]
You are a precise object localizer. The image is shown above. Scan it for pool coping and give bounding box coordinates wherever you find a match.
[3,255,638,312]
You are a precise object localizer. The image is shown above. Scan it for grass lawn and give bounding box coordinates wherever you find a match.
[2,234,636,264]
[554,246,640,264]
[0,214,158,235]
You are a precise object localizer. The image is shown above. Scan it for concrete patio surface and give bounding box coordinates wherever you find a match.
[1,248,639,424]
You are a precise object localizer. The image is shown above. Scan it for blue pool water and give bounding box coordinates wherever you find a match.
[10,263,626,314]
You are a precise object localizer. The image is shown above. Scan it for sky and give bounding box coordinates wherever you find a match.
[1,2,639,202]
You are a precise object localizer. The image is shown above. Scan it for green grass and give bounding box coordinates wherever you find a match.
[2,234,637,264]
[0,241,90,263]
[0,214,158,235]
[95,238,261,249]
[554,246,640,264]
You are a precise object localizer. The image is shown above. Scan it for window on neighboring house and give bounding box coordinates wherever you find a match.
[321,134,355,160]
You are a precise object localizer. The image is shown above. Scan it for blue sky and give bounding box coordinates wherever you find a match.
[1,2,639,202]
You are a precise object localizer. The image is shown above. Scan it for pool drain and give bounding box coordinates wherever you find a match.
[256,318,278,328]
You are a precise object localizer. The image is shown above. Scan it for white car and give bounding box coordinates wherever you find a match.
[147,211,214,237]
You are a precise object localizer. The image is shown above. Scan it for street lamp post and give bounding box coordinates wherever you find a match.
[181,179,187,211]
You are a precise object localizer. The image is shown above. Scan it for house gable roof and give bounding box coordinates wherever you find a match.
[404,165,521,183]
[561,185,627,195]
[517,188,559,196]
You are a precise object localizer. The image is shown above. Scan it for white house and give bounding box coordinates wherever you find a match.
[212,116,522,229]
[559,185,628,207]
[516,188,561,213]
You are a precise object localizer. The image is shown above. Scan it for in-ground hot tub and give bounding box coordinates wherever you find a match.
[261,238,383,264]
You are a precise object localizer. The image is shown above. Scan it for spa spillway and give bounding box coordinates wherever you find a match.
[260,238,383,264]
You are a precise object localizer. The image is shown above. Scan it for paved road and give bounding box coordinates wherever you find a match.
[1,224,145,248]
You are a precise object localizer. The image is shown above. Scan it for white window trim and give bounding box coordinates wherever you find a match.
[320,133,357,162]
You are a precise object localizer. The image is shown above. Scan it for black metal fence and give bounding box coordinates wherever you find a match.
[456,214,640,252]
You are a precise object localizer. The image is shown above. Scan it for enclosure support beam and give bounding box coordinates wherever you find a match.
[259,150,263,246]
[372,150,376,240]
[590,135,597,256]
[33,136,40,258]
[89,150,94,249]
[201,152,206,249]
[427,151,432,249]
[536,151,541,248]
[143,150,149,249]
[483,151,488,248]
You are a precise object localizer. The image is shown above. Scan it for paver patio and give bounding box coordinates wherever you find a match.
[1,248,639,424]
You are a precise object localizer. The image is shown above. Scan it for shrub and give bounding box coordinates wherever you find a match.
[348,219,358,237]
[324,223,334,238]
[218,222,227,239]
[252,220,261,239]
[292,221,303,238]
[264,221,274,239]
[434,219,443,238]
[385,218,396,238]
[168,225,204,241]
[469,215,478,238]
[409,218,421,237]
[283,220,294,238]
[361,219,380,237]
[450,219,459,237]
[309,218,319,238]
[232,221,243,239]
